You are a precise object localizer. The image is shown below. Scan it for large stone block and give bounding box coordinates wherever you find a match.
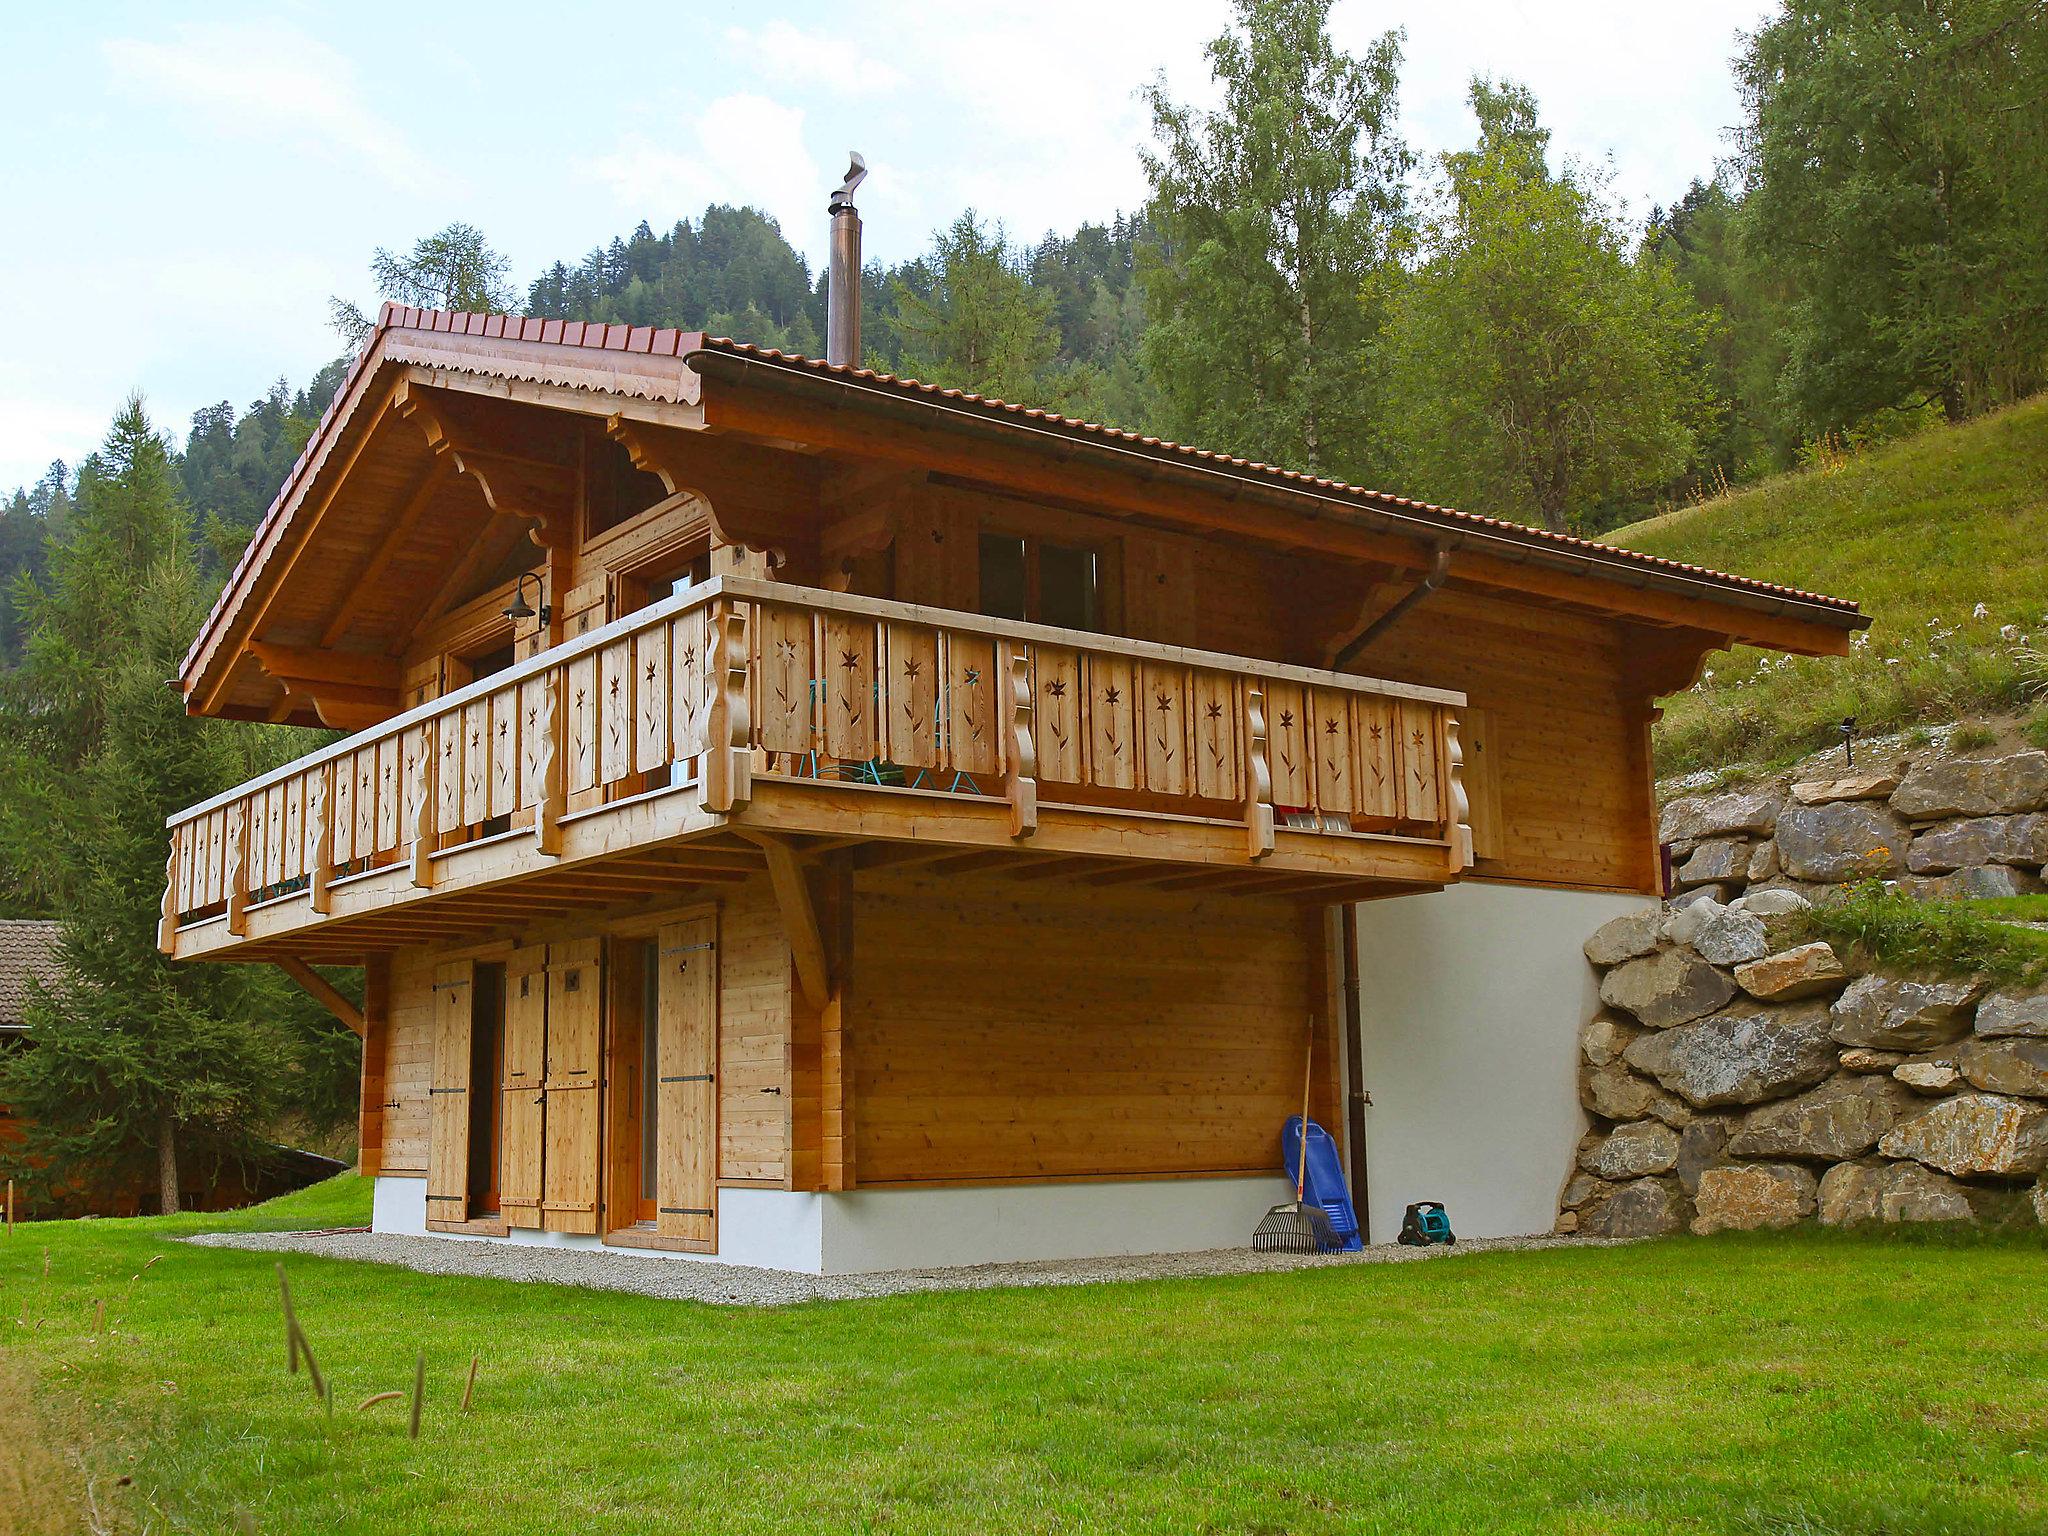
[1774,801,1910,882]
[1791,772,1899,806]
[1600,948,1737,1029]
[1908,865,2047,901]
[1582,1061,1685,1124]
[1907,817,2017,874]
[1622,1002,1836,1109]
[1957,1036,2048,1098]
[1737,888,1811,918]
[1679,839,1751,887]
[1817,1161,1885,1226]
[1879,1162,1976,1224]
[1727,1075,1917,1161]
[1976,988,2048,1039]
[1838,1047,1908,1074]
[1878,1093,2048,1177]
[1829,974,1981,1050]
[2006,813,2048,867]
[1891,749,2048,820]
[1583,908,1664,968]
[1581,1014,1644,1070]
[1893,1059,1964,1095]
[1663,895,1723,948]
[1676,1116,1734,1197]
[1578,1178,1687,1238]
[1662,790,1779,844]
[1691,1163,1817,1234]
[1735,943,1847,1002]
[1693,907,1770,968]
[1580,1119,1681,1180]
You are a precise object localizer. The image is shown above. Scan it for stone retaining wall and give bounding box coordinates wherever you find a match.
[1561,747,2048,1237]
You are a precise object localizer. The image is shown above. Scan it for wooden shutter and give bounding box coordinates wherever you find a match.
[542,938,603,1234]
[498,944,548,1229]
[655,915,719,1244]
[1458,706,1504,862]
[425,961,475,1225]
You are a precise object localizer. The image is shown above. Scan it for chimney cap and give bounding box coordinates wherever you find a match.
[830,152,868,214]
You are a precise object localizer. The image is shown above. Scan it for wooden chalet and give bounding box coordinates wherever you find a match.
[160,187,1864,1269]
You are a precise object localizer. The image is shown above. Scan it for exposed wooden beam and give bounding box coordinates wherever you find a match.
[318,457,453,648]
[276,956,364,1036]
[741,832,832,1012]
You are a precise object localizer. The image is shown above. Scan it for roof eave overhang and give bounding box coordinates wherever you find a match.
[686,345,1869,648]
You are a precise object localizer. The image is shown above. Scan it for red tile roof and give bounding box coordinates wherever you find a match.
[182,303,1862,682]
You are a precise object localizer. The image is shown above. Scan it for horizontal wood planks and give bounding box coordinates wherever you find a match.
[846,867,1336,1184]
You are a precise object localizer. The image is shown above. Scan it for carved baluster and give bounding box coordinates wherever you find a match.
[409,721,436,889]
[699,600,753,815]
[224,804,250,937]
[1003,644,1038,839]
[1444,709,1473,870]
[157,833,181,954]
[536,669,564,856]
[1243,682,1275,861]
[308,764,334,914]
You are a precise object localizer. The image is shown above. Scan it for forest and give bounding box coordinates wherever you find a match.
[0,0,2043,1209]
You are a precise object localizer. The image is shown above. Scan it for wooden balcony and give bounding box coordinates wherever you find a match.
[161,577,1470,963]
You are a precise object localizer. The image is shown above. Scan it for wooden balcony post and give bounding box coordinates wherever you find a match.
[699,599,753,816]
[307,764,334,914]
[409,723,436,890]
[1243,682,1275,860]
[536,669,564,856]
[1002,643,1037,839]
[224,805,250,937]
[1445,709,1474,870]
[157,834,180,955]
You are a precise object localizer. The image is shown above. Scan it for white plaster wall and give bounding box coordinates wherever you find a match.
[817,1175,1293,1274]
[370,1178,827,1271]
[1350,882,1648,1245]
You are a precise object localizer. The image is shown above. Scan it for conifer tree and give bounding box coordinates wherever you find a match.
[0,401,334,1212]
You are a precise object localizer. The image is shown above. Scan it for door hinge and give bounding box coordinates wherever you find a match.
[660,1073,714,1084]
[428,1087,467,1095]
[661,941,716,956]
[659,1207,714,1218]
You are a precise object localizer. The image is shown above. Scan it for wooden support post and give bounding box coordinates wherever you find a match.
[409,724,436,890]
[700,600,753,816]
[1444,710,1473,871]
[276,957,365,1036]
[535,670,564,857]
[357,956,391,1176]
[224,805,250,937]
[747,834,831,1012]
[1002,643,1037,839]
[1244,682,1275,861]
[821,988,851,1191]
[307,763,334,914]
[5,1178,13,1236]
[157,834,181,955]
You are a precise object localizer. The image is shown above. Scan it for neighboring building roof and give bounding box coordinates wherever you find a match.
[182,303,1866,683]
[0,920,63,1031]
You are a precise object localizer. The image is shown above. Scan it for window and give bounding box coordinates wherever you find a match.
[978,532,1101,631]
[467,964,506,1217]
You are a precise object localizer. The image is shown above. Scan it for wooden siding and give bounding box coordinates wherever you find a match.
[845,867,1337,1185]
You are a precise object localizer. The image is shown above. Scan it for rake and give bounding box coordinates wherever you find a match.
[1253,1017,1335,1255]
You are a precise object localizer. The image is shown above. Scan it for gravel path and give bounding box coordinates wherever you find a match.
[184,1227,1624,1306]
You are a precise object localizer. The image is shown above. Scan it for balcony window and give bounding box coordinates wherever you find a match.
[979,532,1100,632]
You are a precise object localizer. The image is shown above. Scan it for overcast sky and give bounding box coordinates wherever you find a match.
[0,0,1773,492]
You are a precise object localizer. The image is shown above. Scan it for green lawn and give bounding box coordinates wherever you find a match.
[3,1177,2044,1534]
[1604,392,2048,775]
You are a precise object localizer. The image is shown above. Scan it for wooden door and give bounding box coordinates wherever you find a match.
[542,938,603,1234]
[654,915,719,1244]
[425,961,475,1225]
[498,944,548,1229]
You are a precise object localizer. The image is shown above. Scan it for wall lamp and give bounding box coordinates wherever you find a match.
[502,571,551,628]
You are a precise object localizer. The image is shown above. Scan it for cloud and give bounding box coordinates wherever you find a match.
[721,21,907,96]
[584,96,824,259]
[103,21,441,194]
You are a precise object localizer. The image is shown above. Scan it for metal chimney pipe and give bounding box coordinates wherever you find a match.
[827,152,867,368]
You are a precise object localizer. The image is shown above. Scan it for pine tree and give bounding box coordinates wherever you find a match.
[0,401,341,1213]
[887,214,1076,406]
[1140,0,1411,476]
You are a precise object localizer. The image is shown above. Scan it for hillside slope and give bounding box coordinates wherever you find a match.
[1603,394,2048,774]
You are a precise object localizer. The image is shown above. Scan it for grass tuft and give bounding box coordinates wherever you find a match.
[1788,881,2048,986]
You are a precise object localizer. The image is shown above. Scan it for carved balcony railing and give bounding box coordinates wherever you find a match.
[162,577,1468,953]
